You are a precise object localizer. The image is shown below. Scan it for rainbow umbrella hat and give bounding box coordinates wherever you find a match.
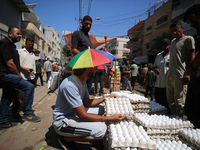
[68,48,115,69]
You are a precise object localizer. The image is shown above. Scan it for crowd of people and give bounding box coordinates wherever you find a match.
[0,4,200,150]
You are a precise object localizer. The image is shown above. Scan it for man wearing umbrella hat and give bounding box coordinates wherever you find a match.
[53,49,125,149]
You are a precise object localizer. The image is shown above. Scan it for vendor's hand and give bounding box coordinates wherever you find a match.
[111,114,126,121]
[105,94,117,98]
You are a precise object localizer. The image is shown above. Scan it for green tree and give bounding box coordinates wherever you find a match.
[62,45,71,57]
[149,32,173,55]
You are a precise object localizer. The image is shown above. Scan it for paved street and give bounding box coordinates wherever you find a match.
[0,77,146,150]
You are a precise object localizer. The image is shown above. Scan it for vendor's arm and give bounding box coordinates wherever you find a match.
[73,105,125,122]
[83,94,116,107]
[5,58,22,78]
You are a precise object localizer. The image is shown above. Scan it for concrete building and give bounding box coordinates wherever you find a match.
[22,4,46,58]
[45,26,62,62]
[127,20,144,63]
[0,0,29,49]
[142,0,172,63]
[171,0,200,36]
[107,38,130,60]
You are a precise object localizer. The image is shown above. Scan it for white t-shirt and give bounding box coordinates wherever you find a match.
[154,51,170,88]
[18,48,35,80]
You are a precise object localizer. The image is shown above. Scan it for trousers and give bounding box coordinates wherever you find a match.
[0,74,35,124]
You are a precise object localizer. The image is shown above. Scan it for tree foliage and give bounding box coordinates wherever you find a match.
[149,32,173,55]
[62,45,71,57]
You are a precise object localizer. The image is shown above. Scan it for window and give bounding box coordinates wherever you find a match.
[157,15,168,26]
[146,25,152,34]
[42,40,45,50]
[146,43,150,50]
[123,44,127,48]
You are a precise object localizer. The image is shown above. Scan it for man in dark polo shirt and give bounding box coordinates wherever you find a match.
[0,26,41,129]
[71,15,94,93]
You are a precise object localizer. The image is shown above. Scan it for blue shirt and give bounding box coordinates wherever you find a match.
[53,75,89,129]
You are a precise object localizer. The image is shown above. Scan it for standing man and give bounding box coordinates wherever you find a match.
[44,58,52,83]
[53,67,125,149]
[71,15,94,93]
[120,59,131,91]
[182,4,200,128]
[153,38,170,111]
[166,22,195,117]
[130,60,138,92]
[18,37,36,86]
[35,59,44,86]
[0,27,41,129]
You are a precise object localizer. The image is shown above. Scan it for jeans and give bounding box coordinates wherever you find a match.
[0,74,35,124]
[46,71,51,83]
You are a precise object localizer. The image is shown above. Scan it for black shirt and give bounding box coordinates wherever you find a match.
[0,37,20,76]
[71,29,93,53]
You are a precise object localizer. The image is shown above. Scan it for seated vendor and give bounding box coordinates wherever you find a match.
[53,66,125,149]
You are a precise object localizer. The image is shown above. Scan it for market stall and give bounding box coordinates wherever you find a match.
[98,91,199,150]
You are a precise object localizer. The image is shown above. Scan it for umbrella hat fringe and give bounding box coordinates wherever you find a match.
[68,48,115,69]
[72,49,93,69]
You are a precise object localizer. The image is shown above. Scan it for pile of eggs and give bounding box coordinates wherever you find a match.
[105,98,134,116]
[134,113,193,129]
[109,121,156,149]
[179,128,200,149]
[153,139,192,150]
[124,93,149,104]
[150,101,167,114]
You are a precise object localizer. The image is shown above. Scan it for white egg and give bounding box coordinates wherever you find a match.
[113,137,118,143]
[119,136,125,143]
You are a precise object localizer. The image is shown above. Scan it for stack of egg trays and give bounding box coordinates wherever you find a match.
[178,128,200,150]
[104,97,134,117]
[149,101,168,115]
[132,113,194,139]
[107,120,157,150]
[111,92,150,113]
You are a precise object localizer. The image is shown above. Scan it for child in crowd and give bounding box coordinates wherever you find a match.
[145,64,157,101]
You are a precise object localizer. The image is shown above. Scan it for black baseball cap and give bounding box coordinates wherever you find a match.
[161,38,171,44]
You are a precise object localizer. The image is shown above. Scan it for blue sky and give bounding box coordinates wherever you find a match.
[23,0,161,39]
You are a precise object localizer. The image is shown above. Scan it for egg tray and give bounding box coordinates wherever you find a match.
[105,98,135,117]
[153,139,195,150]
[132,114,194,130]
[178,130,200,150]
[107,121,157,150]
[149,110,167,115]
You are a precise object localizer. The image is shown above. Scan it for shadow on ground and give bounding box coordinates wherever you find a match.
[45,126,105,150]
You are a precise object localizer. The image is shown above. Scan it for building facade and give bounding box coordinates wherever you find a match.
[107,38,130,60]
[45,26,62,62]
[0,0,29,49]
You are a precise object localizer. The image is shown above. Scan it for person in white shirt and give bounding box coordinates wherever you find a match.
[18,37,36,86]
[153,38,170,113]
[44,58,52,83]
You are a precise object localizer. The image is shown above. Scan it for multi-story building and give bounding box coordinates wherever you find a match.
[143,0,172,63]
[127,20,144,63]
[45,26,62,62]
[107,38,130,60]
[0,0,29,49]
